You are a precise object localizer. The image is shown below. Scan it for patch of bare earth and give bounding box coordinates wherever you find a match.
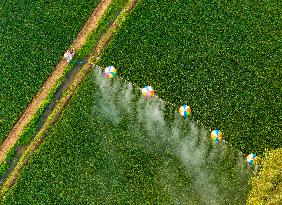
[0,0,112,163]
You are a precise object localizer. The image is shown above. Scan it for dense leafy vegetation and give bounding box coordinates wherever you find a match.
[99,0,282,154]
[2,71,251,204]
[1,0,280,203]
[0,0,129,178]
[247,148,282,204]
[0,80,59,178]
[0,0,100,143]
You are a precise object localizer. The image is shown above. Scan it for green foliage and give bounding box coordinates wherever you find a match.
[1,71,251,204]
[0,0,129,183]
[0,0,138,196]
[0,77,62,178]
[99,0,282,154]
[247,148,282,205]
[0,0,100,143]
[75,0,129,61]
[0,149,16,180]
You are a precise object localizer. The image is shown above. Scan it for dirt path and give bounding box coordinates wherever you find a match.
[0,0,112,163]
[0,0,139,197]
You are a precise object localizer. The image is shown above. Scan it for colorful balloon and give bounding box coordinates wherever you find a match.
[104,66,117,78]
[179,104,191,118]
[142,85,154,97]
[247,153,257,165]
[210,130,223,143]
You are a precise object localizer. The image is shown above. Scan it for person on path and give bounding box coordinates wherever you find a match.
[64,48,75,63]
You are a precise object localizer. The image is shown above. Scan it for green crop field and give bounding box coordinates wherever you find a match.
[0,0,100,143]
[2,69,251,204]
[99,0,282,154]
[1,0,281,203]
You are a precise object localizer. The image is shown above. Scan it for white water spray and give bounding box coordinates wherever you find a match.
[92,67,251,204]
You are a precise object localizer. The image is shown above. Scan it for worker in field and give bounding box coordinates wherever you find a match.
[64,48,75,63]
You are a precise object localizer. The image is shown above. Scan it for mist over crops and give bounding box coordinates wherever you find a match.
[92,68,252,204]
[2,68,252,204]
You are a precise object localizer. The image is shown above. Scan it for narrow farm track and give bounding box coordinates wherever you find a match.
[0,0,112,163]
[0,0,139,197]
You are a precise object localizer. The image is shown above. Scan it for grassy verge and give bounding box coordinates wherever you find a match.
[0,79,61,178]
[0,0,128,181]
[74,0,129,61]
[0,0,101,143]
[0,0,135,197]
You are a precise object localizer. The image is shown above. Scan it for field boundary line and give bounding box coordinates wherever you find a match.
[0,0,113,163]
[0,0,139,198]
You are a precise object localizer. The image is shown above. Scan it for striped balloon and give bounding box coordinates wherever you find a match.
[247,153,257,165]
[104,66,117,78]
[178,105,191,118]
[142,86,154,97]
[210,130,223,143]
